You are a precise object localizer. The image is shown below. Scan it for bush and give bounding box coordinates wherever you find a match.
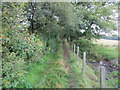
[74,37,94,54]
[2,47,30,88]
[73,37,101,61]
[2,28,44,61]
[2,28,44,88]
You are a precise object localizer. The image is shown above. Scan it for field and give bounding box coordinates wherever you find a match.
[92,39,119,60]
[94,39,118,47]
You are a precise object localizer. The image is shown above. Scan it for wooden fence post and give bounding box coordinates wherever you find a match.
[98,62,103,81]
[73,44,76,55]
[100,66,106,88]
[82,52,86,76]
[76,46,79,61]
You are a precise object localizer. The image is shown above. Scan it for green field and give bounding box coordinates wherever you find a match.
[94,45,118,60]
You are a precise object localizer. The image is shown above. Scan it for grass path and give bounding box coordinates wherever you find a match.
[62,41,77,88]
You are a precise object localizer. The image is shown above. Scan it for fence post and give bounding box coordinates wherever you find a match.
[98,62,103,81]
[73,44,76,55]
[82,52,86,76]
[100,66,106,88]
[76,46,79,61]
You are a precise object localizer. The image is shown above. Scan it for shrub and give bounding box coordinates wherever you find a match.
[74,37,94,54]
[2,28,44,61]
[73,37,102,61]
[2,47,30,88]
[2,28,44,87]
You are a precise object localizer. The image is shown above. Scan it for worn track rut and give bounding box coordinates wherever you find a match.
[62,41,76,88]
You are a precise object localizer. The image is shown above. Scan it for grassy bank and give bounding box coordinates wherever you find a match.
[25,42,100,88]
[25,44,68,88]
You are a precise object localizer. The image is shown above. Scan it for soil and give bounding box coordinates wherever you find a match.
[62,41,69,59]
[88,58,119,74]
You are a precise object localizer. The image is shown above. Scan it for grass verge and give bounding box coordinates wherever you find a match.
[25,44,68,88]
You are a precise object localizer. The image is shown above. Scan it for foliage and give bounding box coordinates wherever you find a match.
[25,2,117,42]
[2,2,28,29]
[1,2,118,88]
[2,30,44,88]
[26,2,78,39]
[2,24,44,88]
[73,37,95,58]
[2,48,29,88]
[2,29,43,60]
[74,2,117,40]
[2,2,44,88]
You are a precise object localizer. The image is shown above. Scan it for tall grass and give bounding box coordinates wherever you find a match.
[94,45,118,60]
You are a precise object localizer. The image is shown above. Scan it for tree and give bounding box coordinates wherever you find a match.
[25,2,117,44]
[74,2,117,40]
[25,2,78,39]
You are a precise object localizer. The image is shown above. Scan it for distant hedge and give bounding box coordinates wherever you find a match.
[101,36,120,40]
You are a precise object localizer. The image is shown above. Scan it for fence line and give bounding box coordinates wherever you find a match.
[72,44,119,89]
[100,66,106,88]
[82,52,86,76]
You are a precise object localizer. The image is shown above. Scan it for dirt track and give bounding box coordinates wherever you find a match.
[62,41,75,88]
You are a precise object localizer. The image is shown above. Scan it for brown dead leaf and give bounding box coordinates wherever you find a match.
[55,83,61,88]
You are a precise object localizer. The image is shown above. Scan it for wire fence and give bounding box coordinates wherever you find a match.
[87,61,120,89]
[71,44,120,89]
